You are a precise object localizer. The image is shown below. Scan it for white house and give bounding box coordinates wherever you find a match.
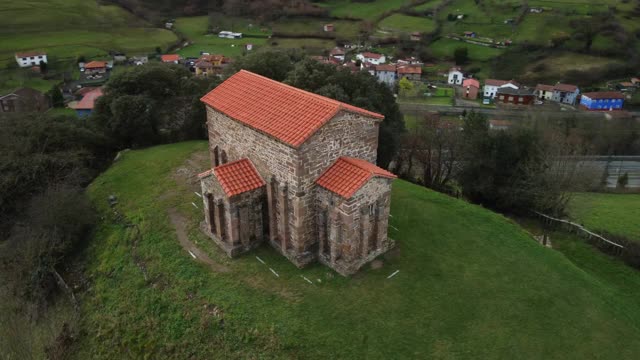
[375,64,397,87]
[551,83,580,105]
[483,79,519,99]
[356,52,386,65]
[447,67,464,85]
[535,84,554,100]
[330,47,345,62]
[218,31,243,39]
[15,51,47,68]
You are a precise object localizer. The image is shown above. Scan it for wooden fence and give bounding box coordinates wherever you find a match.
[534,211,624,249]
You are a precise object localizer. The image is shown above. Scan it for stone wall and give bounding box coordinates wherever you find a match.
[205,106,382,267]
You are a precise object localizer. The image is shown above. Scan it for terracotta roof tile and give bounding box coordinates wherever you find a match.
[15,51,46,58]
[462,78,480,88]
[72,88,103,110]
[316,157,396,198]
[161,54,180,62]
[535,84,554,91]
[582,91,625,100]
[200,70,384,148]
[553,83,578,92]
[213,158,265,197]
[398,65,421,75]
[84,61,107,69]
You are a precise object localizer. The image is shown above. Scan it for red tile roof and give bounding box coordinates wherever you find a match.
[73,88,103,110]
[75,86,98,96]
[553,83,578,92]
[535,84,554,92]
[15,51,46,58]
[212,158,265,197]
[484,79,508,86]
[462,78,480,88]
[84,61,107,69]
[375,64,396,72]
[582,91,625,100]
[362,52,383,59]
[200,70,384,148]
[398,65,421,75]
[161,54,180,62]
[316,157,396,198]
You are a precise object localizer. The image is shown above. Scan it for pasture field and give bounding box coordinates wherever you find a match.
[429,38,504,61]
[73,140,640,358]
[318,0,415,19]
[568,192,640,243]
[272,18,362,39]
[378,14,437,33]
[0,0,177,66]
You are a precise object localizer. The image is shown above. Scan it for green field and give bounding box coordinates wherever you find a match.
[429,38,504,61]
[0,0,177,66]
[319,0,415,19]
[568,192,640,242]
[378,14,437,33]
[272,18,362,39]
[75,141,640,358]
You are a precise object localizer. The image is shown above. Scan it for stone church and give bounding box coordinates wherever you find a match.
[198,70,396,275]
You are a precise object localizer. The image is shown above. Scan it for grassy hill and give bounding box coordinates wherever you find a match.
[0,0,177,66]
[75,141,640,358]
[568,192,640,243]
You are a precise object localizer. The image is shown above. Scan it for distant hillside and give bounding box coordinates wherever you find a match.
[74,141,640,358]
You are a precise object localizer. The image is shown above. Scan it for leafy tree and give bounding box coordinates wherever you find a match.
[39,60,48,73]
[398,77,414,96]
[454,46,469,65]
[48,85,64,108]
[229,49,305,81]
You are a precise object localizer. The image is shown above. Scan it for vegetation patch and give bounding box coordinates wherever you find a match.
[378,14,437,33]
[568,192,640,243]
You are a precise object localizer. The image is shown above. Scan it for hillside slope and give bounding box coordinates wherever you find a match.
[77,141,640,359]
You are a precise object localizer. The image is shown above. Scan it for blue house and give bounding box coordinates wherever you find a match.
[579,91,625,111]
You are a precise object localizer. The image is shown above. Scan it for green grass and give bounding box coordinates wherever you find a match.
[0,0,177,66]
[378,14,437,33]
[0,69,58,94]
[568,192,640,243]
[429,38,504,61]
[75,141,640,358]
[272,18,362,39]
[319,0,415,19]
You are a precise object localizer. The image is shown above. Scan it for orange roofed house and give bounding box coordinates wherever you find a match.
[198,70,396,275]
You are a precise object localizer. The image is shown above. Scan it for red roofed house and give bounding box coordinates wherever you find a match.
[71,87,103,116]
[356,52,386,65]
[198,70,396,275]
[462,78,480,99]
[551,83,580,105]
[15,51,47,68]
[83,61,108,75]
[397,65,422,81]
[161,54,181,64]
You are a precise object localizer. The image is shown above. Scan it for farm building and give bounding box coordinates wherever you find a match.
[330,47,346,62]
[535,84,554,100]
[323,24,334,32]
[463,31,476,38]
[579,92,625,111]
[14,51,47,68]
[0,87,49,113]
[398,65,421,81]
[448,67,464,85]
[218,31,243,39]
[483,79,519,99]
[161,54,181,64]
[198,70,396,276]
[356,52,386,65]
[495,87,535,105]
[83,61,108,75]
[552,83,579,105]
[71,87,103,117]
[462,78,480,100]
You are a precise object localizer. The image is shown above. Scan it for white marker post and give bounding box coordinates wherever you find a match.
[188,250,197,259]
[191,202,199,209]
[194,192,202,198]
[269,268,280,278]
[256,256,266,265]
[387,270,399,279]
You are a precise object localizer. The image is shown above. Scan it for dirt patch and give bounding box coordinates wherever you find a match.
[168,208,230,273]
[172,150,210,192]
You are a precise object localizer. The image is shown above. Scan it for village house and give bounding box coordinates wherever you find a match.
[535,84,554,100]
[410,32,422,41]
[462,78,480,100]
[447,67,464,85]
[323,23,334,32]
[463,31,476,38]
[375,64,397,87]
[632,77,640,86]
[495,87,535,105]
[397,65,421,81]
[551,83,579,105]
[112,52,127,62]
[579,91,625,111]
[131,55,148,66]
[616,81,637,92]
[200,54,225,66]
[83,61,108,75]
[397,57,423,66]
[0,87,50,113]
[356,52,386,65]
[219,31,243,39]
[71,87,103,116]
[15,51,47,68]
[483,79,519,99]
[161,54,181,64]
[329,47,346,62]
[195,60,215,76]
[245,44,253,51]
[198,70,396,276]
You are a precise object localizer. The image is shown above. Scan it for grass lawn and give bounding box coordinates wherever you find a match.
[272,18,362,39]
[378,14,437,33]
[523,52,623,79]
[75,141,640,358]
[0,0,177,66]
[270,38,337,53]
[567,192,640,243]
[318,0,415,19]
[429,38,504,61]
[0,70,58,94]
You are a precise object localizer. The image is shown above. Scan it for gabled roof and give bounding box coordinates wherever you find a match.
[361,52,383,59]
[84,61,107,69]
[200,70,384,148]
[195,60,214,68]
[315,157,396,198]
[462,78,480,88]
[496,87,534,96]
[398,65,421,75]
[211,158,265,197]
[484,79,515,87]
[582,91,625,100]
[375,64,396,72]
[15,51,46,58]
[199,54,224,62]
[330,47,345,56]
[535,84,554,92]
[553,83,578,92]
[161,54,180,62]
[73,88,103,110]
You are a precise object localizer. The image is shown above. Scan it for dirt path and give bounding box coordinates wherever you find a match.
[168,207,230,273]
